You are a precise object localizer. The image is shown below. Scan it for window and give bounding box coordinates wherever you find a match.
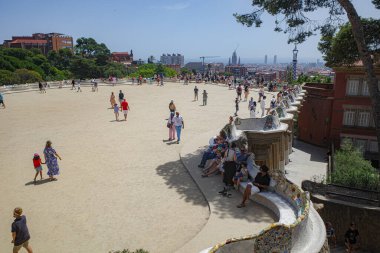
[362,81,370,96]
[343,110,355,126]
[346,79,359,95]
[355,139,367,153]
[369,141,379,153]
[357,111,370,127]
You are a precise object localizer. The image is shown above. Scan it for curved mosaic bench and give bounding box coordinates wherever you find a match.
[200,113,328,253]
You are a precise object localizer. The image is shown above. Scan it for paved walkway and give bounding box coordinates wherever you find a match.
[286,138,328,187]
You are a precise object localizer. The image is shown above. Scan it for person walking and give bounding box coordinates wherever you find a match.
[32,153,45,184]
[11,207,33,253]
[169,100,176,117]
[194,86,199,101]
[172,111,184,144]
[202,90,208,106]
[248,97,256,118]
[345,222,360,253]
[120,98,130,121]
[234,97,239,116]
[167,112,176,141]
[118,90,124,109]
[43,140,62,181]
[244,84,249,101]
[77,81,82,92]
[71,79,75,90]
[113,103,120,121]
[0,92,5,108]
[110,92,116,108]
[260,96,266,117]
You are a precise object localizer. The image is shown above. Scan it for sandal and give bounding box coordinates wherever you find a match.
[237,203,246,208]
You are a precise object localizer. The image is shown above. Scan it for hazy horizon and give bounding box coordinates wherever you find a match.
[1,0,378,62]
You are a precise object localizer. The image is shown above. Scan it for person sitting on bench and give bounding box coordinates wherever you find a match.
[237,165,270,208]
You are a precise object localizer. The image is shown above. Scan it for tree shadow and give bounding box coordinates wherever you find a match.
[156,148,276,223]
[25,178,52,186]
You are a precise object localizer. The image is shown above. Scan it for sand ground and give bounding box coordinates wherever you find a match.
[0,82,271,253]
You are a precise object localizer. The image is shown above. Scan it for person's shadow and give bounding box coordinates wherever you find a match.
[25,178,52,186]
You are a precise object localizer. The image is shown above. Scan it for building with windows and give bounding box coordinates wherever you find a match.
[298,64,380,166]
[111,50,133,65]
[185,62,203,73]
[160,53,184,67]
[225,65,247,77]
[3,33,73,55]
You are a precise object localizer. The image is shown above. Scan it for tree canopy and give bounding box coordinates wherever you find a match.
[318,18,380,67]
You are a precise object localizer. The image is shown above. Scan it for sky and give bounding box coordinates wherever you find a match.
[0,0,379,64]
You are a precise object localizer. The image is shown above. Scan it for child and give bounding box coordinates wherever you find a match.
[233,163,249,190]
[234,97,239,116]
[32,153,45,184]
[114,103,120,121]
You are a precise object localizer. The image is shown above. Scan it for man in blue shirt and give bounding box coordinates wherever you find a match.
[11,207,33,253]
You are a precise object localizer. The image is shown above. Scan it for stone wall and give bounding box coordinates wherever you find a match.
[310,194,380,252]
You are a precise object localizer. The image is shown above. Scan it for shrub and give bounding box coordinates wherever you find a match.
[330,139,380,191]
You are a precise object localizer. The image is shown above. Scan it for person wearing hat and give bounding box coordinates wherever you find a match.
[11,207,33,253]
[237,165,270,208]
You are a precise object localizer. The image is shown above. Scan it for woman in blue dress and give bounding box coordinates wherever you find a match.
[43,140,62,181]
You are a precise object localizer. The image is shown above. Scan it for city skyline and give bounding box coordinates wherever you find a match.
[1,0,378,63]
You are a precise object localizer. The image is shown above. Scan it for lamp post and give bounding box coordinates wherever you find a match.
[292,44,298,81]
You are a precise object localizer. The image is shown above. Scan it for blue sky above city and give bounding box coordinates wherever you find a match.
[1,0,378,64]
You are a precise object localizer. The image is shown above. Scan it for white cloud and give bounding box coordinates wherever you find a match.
[163,2,190,10]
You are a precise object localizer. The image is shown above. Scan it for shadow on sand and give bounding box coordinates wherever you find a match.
[25,178,53,186]
[156,148,276,223]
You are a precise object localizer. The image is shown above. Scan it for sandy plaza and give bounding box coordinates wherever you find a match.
[0,82,274,253]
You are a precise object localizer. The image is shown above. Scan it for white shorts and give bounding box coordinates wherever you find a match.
[247,182,261,195]
[123,110,128,115]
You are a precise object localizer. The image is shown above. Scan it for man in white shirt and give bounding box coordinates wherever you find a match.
[172,111,184,144]
[260,96,266,117]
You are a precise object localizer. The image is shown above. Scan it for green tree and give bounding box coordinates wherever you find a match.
[332,139,380,190]
[75,37,111,65]
[318,18,380,68]
[14,69,42,84]
[234,0,380,163]
[0,70,17,85]
[69,58,100,79]
[180,67,191,75]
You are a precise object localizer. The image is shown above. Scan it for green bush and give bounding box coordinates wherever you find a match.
[14,69,43,84]
[330,139,380,191]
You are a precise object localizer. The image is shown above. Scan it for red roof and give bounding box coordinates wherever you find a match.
[10,39,47,44]
[112,52,129,56]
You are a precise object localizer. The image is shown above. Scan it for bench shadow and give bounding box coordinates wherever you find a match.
[156,149,276,224]
[25,178,52,186]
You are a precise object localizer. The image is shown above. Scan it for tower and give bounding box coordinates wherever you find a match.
[232,51,237,65]
[292,44,298,80]
[274,55,277,65]
[264,55,268,65]
[238,57,241,65]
